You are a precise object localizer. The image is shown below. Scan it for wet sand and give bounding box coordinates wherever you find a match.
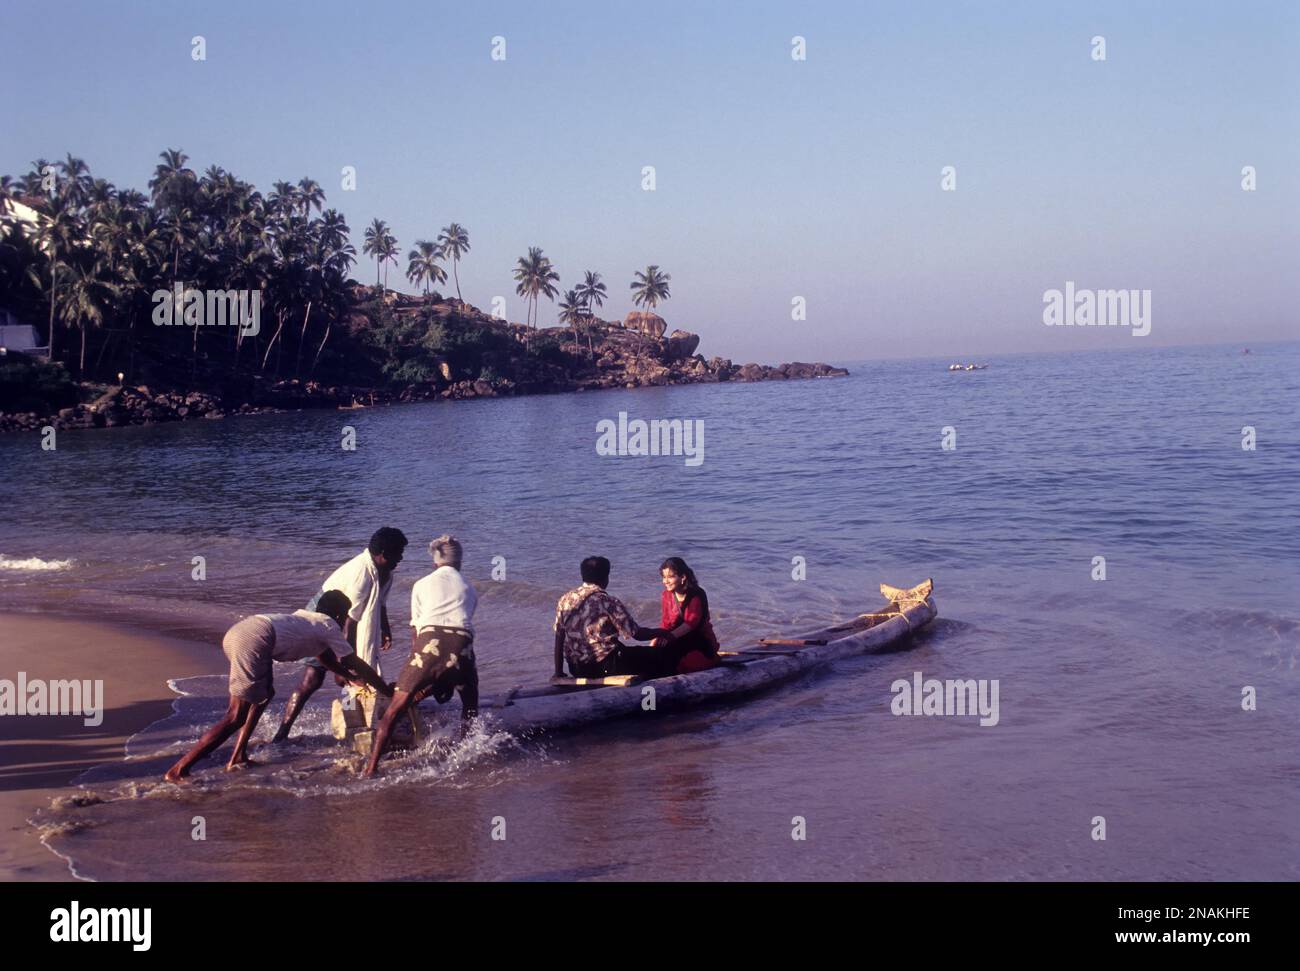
[0,612,221,880]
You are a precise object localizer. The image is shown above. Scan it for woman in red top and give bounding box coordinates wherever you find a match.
[653,557,720,674]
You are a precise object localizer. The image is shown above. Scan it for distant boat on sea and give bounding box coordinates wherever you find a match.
[948,363,989,371]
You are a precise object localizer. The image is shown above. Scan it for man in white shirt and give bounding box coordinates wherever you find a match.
[362,535,479,778]
[273,527,408,742]
[409,546,478,633]
[165,591,390,782]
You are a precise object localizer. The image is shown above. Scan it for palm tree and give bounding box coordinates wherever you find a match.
[437,223,470,302]
[58,155,92,208]
[317,208,349,252]
[405,240,447,296]
[379,230,399,290]
[86,193,132,352]
[630,264,671,310]
[118,202,167,378]
[149,149,195,213]
[21,159,52,198]
[557,289,586,346]
[512,247,560,342]
[362,218,390,289]
[148,152,199,307]
[58,259,118,377]
[268,180,300,218]
[223,209,269,371]
[575,271,607,357]
[576,270,607,318]
[309,222,356,378]
[296,178,324,217]
[291,225,327,378]
[32,193,83,364]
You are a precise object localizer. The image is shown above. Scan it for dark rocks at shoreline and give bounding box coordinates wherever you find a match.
[0,296,849,433]
[1,386,239,433]
[0,354,851,433]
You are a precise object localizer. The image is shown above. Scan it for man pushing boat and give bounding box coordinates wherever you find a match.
[164,591,390,782]
[361,535,479,778]
[273,527,408,742]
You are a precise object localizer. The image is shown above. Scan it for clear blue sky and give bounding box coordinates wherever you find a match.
[4,0,1297,361]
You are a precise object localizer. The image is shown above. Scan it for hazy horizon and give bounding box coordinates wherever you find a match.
[4,0,1297,362]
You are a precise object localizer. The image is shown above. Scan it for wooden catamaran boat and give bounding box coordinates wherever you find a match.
[334,580,937,752]
[482,578,937,736]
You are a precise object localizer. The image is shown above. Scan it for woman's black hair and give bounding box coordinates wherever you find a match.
[659,557,698,589]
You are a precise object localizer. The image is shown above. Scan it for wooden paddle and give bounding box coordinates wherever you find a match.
[716,652,767,665]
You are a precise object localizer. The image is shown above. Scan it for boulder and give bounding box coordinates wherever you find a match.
[780,362,819,379]
[661,329,700,360]
[624,310,667,338]
[776,361,850,379]
[89,387,123,412]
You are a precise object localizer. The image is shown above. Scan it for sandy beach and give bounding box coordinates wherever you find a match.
[0,613,220,880]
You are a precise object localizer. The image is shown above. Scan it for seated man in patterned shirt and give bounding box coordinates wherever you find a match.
[553,556,664,678]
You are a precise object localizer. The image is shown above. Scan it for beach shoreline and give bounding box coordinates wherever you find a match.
[0,612,221,880]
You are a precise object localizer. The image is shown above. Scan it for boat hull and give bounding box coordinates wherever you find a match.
[483,583,938,736]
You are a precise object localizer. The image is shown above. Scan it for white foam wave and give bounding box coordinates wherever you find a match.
[0,554,75,572]
[280,720,527,796]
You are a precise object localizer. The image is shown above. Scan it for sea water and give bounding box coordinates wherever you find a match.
[2,341,1297,880]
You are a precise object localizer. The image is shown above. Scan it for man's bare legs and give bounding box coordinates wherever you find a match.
[165,697,252,782]
[272,664,326,742]
[361,682,479,779]
[455,684,479,743]
[360,688,413,779]
[226,698,269,770]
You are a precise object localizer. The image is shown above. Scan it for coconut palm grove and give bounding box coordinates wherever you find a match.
[2,151,842,427]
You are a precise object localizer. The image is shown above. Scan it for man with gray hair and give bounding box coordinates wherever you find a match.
[362,535,478,777]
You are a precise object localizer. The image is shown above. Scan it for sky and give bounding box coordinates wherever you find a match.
[3,0,1297,362]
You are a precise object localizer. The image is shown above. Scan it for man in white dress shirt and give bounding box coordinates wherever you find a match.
[361,535,478,777]
[273,527,408,742]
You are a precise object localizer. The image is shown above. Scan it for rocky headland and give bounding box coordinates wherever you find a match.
[0,289,847,433]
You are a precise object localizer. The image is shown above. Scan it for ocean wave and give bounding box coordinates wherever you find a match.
[0,554,75,571]
[1174,607,1300,641]
[1172,607,1300,671]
